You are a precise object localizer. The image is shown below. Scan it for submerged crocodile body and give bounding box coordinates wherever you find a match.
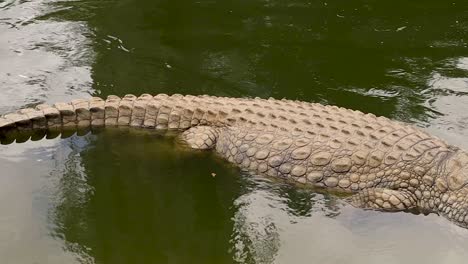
[1,94,468,227]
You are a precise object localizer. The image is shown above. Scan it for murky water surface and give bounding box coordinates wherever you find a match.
[1,0,468,263]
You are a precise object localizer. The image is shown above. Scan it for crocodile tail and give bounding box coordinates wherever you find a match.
[0,93,235,144]
[0,95,108,144]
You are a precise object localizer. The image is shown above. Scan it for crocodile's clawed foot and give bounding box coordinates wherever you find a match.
[346,188,417,212]
[180,126,218,150]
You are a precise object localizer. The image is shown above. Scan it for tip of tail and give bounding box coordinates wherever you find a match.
[0,126,99,145]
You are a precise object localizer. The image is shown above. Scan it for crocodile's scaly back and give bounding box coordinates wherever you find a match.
[0,93,448,139]
[1,93,468,228]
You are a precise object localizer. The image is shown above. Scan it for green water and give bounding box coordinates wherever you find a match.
[1,0,468,263]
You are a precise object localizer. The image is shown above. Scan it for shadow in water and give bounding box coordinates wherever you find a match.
[49,130,241,263]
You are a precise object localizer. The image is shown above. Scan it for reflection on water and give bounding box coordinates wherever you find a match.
[230,179,342,263]
[1,0,468,263]
[231,177,468,264]
[0,0,93,113]
[424,63,468,149]
[0,137,90,263]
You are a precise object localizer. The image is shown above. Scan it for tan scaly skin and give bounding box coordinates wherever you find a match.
[1,93,468,228]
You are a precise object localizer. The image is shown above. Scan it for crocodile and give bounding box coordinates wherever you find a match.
[1,93,468,228]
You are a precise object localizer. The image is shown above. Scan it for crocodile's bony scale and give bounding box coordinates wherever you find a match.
[1,93,468,228]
